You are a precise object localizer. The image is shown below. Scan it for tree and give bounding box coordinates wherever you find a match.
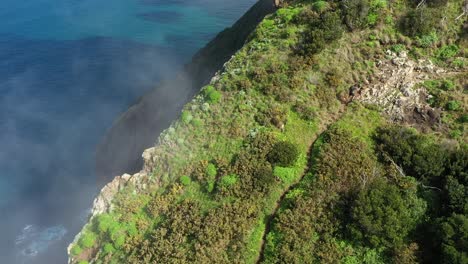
[438,214,468,264]
[341,0,371,30]
[348,178,426,249]
[400,7,441,37]
[301,12,344,55]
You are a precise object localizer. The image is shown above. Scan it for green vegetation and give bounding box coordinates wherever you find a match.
[267,141,299,167]
[70,0,467,263]
[349,178,426,249]
[179,175,192,186]
[203,85,222,103]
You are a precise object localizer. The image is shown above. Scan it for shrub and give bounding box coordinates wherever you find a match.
[417,32,438,47]
[441,79,455,91]
[375,126,447,185]
[79,232,97,249]
[205,163,217,192]
[192,118,203,127]
[181,111,193,124]
[452,58,465,68]
[348,178,426,249]
[301,12,344,56]
[95,214,117,233]
[438,214,468,264]
[253,163,274,191]
[180,175,192,186]
[294,102,317,121]
[401,8,440,37]
[71,245,82,256]
[458,114,468,123]
[103,243,115,255]
[220,174,238,188]
[446,101,461,111]
[341,0,371,30]
[207,90,221,103]
[276,7,301,23]
[206,163,217,178]
[268,141,299,167]
[78,261,89,264]
[437,45,459,61]
[203,85,222,103]
[391,44,406,54]
[113,233,126,249]
[312,1,329,13]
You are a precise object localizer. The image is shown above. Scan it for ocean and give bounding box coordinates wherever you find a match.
[0,0,256,263]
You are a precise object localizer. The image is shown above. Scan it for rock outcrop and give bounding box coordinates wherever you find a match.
[356,50,453,128]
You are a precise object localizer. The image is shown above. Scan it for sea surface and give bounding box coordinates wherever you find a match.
[0,0,256,263]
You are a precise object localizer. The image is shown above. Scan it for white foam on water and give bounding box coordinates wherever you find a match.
[15,224,68,258]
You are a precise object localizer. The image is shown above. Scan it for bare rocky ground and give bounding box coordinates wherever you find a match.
[355,50,457,131]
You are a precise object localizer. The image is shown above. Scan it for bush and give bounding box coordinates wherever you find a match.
[203,85,222,103]
[416,32,438,47]
[401,8,440,37]
[220,174,238,188]
[341,0,371,30]
[268,141,299,167]
[301,12,344,56]
[294,102,317,121]
[103,243,115,255]
[71,245,82,256]
[349,178,426,249]
[437,45,459,61]
[441,79,455,91]
[312,1,329,13]
[192,118,203,127]
[79,232,97,249]
[205,163,217,192]
[113,233,126,249]
[446,101,461,111]
[95,214,117,233]
[375,126,447,185]
[391,44,406,54]
[438,214,468,264]
[253,163,274,191]
[180,175,192,186]
[206,163,217,178]
[78,261,89,264]
[458,114,468,123]
[181,111,193,124]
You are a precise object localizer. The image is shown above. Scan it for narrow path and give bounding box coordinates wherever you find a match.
[255,135,321,263]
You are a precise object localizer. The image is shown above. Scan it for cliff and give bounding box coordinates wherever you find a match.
[95,0,276,184]
[70,0,467,263]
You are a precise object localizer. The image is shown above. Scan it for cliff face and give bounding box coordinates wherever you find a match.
[69,1,276,261]
[95,0,276,184]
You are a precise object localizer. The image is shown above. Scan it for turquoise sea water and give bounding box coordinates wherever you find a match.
[0,0,256,263]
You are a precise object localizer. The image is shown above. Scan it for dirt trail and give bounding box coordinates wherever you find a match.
[254,131,327,263]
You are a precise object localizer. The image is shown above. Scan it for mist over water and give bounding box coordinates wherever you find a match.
[0,0,256,263]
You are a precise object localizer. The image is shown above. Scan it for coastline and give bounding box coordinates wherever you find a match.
[70,0,276,261]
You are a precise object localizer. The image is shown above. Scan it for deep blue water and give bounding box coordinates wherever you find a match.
[0,0,255,263]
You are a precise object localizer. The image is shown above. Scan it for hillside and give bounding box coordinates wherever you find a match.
[70,0,467,263]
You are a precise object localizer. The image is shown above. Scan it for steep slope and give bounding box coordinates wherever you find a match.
[70,0,467,263]
[95,0,276,184]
